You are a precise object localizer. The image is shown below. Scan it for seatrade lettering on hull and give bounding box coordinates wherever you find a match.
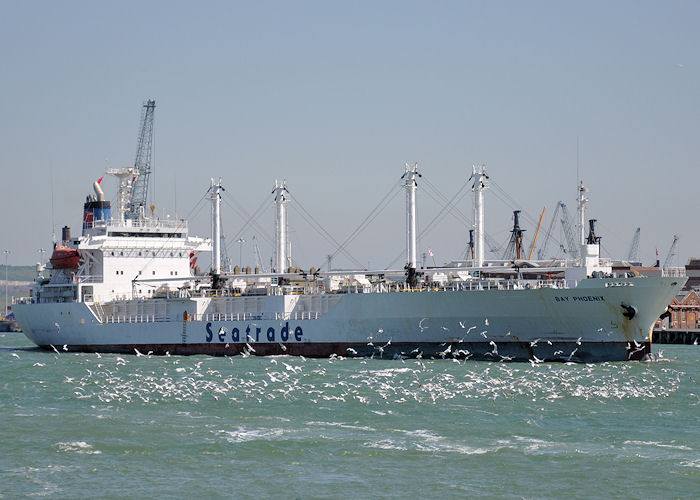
[554,295,606,303]
[205,322,304,343]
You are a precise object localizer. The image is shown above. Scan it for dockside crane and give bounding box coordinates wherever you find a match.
[125,100,156,220]
[559,203,579,259]
[537,202,562,260]
[252,236,265,272]
[626,227,641,262]
[527,206,546,260]
[662,235,679,269]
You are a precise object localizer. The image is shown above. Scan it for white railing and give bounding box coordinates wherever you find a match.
[662,267,686,277]
[196,311,320,322]
[99,311,323,324]
[104,315,166,324]
[93,218,188,231]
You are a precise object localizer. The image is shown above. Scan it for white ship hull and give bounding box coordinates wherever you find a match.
[15,276,684,362]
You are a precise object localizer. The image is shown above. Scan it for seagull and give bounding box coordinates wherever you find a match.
[576,337,582,345]
[50,345,60,355]
[62,344,68,351]
[489,340,498,355]
[530,338,540,347]
[11,352,20,359]
[480,331,488,338]
[418,318,428,332]
[484,318,489,326]
[438,345,452,358]
[134,348,144,356]
[346,347,358,355]
[278,342,287,351]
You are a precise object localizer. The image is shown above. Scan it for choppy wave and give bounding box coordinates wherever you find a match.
[2,337,699,499]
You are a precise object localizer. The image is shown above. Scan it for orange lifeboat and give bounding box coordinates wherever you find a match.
[50,245,81,269]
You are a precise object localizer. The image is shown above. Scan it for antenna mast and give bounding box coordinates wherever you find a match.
[402,163,420,286]
[126,100,156,220]
[273,180,289,273]
[471,165,489,268]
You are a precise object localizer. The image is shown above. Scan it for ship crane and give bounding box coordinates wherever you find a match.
[125,100,156,221]
[627,227,641,262]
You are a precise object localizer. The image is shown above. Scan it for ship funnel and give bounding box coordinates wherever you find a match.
[83,177,111,234]
[93,177,105,201]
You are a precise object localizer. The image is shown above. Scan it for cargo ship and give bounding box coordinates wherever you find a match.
[13,103,686,361]
[14,167,687,362]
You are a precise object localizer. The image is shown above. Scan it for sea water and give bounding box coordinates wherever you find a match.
[1,332,698,499]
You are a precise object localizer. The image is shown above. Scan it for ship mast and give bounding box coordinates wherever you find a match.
[210,178,223,283]
[273,180,289,273]
[471,165,489,268]
[106,167,137,225]
[577,180,588,248]
[402,163,420,286]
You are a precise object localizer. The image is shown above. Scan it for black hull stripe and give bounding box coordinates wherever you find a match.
[38,341,651,362]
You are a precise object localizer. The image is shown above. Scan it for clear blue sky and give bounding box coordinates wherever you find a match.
[1,1,698,269]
